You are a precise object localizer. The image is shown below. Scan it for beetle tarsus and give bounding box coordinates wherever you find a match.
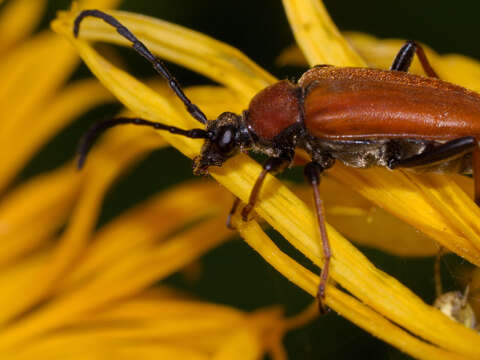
[226,197,241,229]
[390,40,438,78]
[241,202,255,222]
[317,287,330,315]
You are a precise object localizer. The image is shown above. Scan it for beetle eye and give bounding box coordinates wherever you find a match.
[216,126,236,155]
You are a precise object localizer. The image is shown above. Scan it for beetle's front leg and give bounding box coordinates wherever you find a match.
[241,155,292,221]
[391,40,439,78]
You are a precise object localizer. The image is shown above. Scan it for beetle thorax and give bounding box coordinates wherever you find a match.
[246,80,303,141]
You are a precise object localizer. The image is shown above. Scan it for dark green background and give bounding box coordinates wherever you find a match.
[17,1,480,359]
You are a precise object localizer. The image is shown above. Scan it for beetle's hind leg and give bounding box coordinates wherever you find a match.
[390,40,439,78]
[304,162,330,314]
[388,136,480,205]
[473,143,480,206]
[388,136,476,170]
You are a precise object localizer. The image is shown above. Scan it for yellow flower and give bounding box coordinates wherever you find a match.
[49,1,480,359]
[0,0,310,359]
[2,0,480,358]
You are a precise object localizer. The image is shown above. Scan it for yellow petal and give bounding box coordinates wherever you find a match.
[77,0,123,9]
[7,337,209,360]
[0,34,79,175]
[0,127,166,326]
[212,327,261,360]
[330,165,480,265]
[0,164,81,266]
[177,85,248,119]
[0,0,47,53]
[275,44,308,67]
[0,217,231,350]
[59,181,231,291]
[2,293,283,360]
[0,251,49,306]
[0,79,114,189]
[294,180,438,257]
[281,0,364,66]
[0,0,121,182]
[80,295,245,326]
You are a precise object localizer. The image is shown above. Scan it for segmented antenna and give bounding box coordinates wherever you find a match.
[74,9,208,125]
[77,117,210,169]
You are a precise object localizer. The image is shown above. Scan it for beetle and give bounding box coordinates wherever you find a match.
[74,10,480,312]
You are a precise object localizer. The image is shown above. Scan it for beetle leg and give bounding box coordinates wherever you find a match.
[473,144,480,205]
[226,197,241,229]
[390,40,439,78]
[434,246,445,297]
[304,162,330,314]
[388,136,476,169]
[241,156,291,221]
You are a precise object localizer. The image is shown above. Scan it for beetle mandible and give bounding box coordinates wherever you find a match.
[74,10,480,312]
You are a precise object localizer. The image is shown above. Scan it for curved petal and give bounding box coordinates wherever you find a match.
[0,0,47,53]
[282,0,364,66]
[59,181,231,292]
[0,127,166,326]
[0,79,114,188]
[0,165,81,266]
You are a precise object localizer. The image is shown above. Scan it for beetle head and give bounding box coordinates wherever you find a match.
[193,111,253,175]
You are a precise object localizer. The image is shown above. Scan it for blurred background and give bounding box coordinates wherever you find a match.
[14,0,480,358]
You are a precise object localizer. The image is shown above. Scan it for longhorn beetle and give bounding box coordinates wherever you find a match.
[74,10,480,312]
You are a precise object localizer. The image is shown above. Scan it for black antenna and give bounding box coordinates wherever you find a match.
[77,117,211,169]
[74,9,208,125]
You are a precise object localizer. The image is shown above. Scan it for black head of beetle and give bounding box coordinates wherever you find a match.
[192,112,254,175]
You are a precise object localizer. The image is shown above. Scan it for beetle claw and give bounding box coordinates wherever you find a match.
[317,284,330,315]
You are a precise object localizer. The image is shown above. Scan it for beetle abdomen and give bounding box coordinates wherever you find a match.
[246,80,302,140]
[300,67,480,140]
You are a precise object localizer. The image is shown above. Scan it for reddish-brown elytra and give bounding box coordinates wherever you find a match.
[74,10,480,312]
